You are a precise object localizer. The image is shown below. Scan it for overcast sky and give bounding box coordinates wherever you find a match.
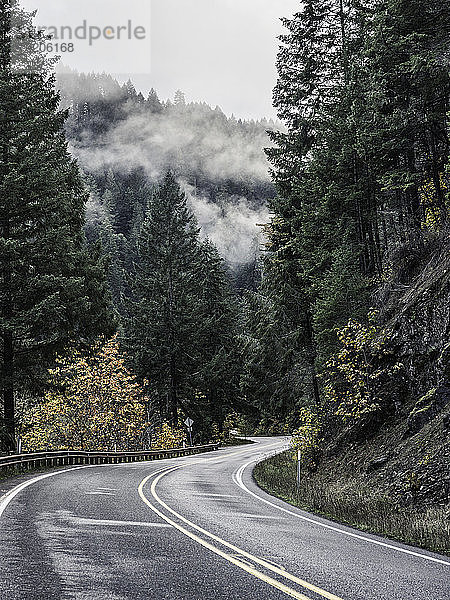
[150,0,299,119]
[21,0,300,119]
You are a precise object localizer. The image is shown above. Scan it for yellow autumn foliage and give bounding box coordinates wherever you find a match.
[419,173,449,230]
[323,313,402,421]
[21,336,148,451]
[152,422,186,449]
[291,408,321,459]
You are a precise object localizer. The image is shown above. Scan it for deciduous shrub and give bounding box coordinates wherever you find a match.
[21,337,148,451]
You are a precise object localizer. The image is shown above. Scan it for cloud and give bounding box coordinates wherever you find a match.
[68,101,276,185]
[183,183,270,264]
[59,73,278,263]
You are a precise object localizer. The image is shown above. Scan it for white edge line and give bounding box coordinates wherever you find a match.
[0,465,97,520]
[0,440,278,523]
[138,469,325,600]
[0,462,173,522]
[234,461,450,567]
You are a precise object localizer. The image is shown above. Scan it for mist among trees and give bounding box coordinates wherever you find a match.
[1,0,449,457]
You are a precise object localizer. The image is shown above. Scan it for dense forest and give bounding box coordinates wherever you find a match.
[58,69,275,278]
[257,0,450,524]
[262,0,449,435]
[0,0,449,487]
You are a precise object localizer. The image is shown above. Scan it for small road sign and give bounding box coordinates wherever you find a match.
[184,417,194,446]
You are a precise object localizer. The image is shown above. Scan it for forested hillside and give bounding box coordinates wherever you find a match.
[253,0,449,543]
[1,0,448,538]
[257,0,449,440]
[57,70,275,291]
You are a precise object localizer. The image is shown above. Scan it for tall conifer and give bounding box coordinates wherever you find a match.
[0,2,113,449]
[125,172,201,422]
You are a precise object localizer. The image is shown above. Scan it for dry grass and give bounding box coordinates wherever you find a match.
[253,451,449,556]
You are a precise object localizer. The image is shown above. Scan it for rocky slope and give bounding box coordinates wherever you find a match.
[324,233,450,508]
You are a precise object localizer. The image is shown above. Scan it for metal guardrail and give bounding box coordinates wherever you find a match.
[0,444,220,474]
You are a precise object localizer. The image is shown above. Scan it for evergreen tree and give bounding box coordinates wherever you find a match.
[123,79,137,101]
[147,88,163,113]
[263,0,449,419]
[264,1,366,404]
[363,0,450,237]
[193,240,241,429]
[174,89,186,108]
[0,2,113,449]
[83,176,129,313]
[102,169,151,238]
[240,287,314,429]
[125,172,201,422]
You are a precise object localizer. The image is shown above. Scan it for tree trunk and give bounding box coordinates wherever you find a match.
[169,355,178,424]
[428,126,448,224]
[2,331,15,451]
[306,312,321,406]
[167,265,178,424]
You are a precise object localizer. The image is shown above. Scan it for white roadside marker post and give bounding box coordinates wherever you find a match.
[184,417,194,447]
[296,449,301,495]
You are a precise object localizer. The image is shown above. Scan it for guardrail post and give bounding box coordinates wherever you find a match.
[0,443,219,477]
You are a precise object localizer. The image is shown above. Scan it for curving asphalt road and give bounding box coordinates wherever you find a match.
[0,437,448,600]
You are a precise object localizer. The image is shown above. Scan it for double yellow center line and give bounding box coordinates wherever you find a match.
[138,454,343,600]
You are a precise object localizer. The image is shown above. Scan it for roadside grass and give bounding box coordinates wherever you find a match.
[0,464,63,494]
[253,451,450,557]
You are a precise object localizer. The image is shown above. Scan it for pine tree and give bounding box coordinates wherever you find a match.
[193,240,241,428]
[262,0,374,408]
[123,79,137,101]
[125,172,201,422]
[103,169,151,238]
[262,0,449,418]
[363,0,450,237]
[147,88,163,113]
[0,2,114,449]
[83,176,130,313]
[174,89,186,108]
[240,288,311,428]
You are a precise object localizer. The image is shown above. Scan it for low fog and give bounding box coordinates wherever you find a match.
[69,102,275,185]
[58,72,278,264]
[184,185,270,264]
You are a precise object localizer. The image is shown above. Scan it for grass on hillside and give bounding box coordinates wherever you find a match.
[253,451,449,557]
